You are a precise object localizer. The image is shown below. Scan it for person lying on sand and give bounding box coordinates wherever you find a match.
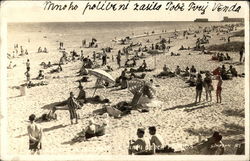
[50,64,62,73]
[40,61,52,69]
[27,81,48,88]
[196,131,224,155]
[35,107,57,123]
[72,119,108,142]
[154,65,175,78]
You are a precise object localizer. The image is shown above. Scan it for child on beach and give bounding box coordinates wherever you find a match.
[195,74,203,103]
[216,75,223,103]
[148,126,164,150]
[129,128,149,154]
[27,114,43,155]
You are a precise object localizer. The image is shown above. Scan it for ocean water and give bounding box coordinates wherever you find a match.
[7,21,227,53]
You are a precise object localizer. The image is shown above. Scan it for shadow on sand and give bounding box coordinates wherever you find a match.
[15,124,68,138]
[163,102,212,111]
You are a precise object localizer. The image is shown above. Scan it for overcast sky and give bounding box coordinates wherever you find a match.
[1,1,248,22]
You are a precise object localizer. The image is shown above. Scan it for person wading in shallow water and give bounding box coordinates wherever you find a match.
[27,114,43,155]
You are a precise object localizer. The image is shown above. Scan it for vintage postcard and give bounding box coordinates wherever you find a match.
[0,0,249,161]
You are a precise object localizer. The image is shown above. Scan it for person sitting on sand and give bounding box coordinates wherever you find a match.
[195,74,203,103]
[129,128,149,154]
[175,66,181,75]
[148,126,164,150]
[211,53,218,60]
[228,65,238,77]
[182,66,190,77]
[27,114,43,155]
[186,75,196,87]
[67,92,81,125]
[220,65,230,80]
[120,68,128,89]
[25,49,29,55]
[196,131,224,155]
[225,53,231,60]
[36,70,45,80]
[190,65,197,76]
[43,47,48,53]
[77,82,86,103]
[138,60,147,71]
[38,47,42,53]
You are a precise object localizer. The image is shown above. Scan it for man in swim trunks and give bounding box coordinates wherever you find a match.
[216,75,223,103]
[67,92,81,124]
[27,114,43,155]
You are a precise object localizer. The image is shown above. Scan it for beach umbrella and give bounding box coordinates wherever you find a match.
[127,79,156,96]
[127,79,156,107]
[88,69,115,96]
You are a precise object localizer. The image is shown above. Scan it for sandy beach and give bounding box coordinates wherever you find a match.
[6,21,245,155]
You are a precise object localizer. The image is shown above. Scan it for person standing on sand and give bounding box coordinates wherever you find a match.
[26,59,30,71]
[27,114,43,155]
[102,51,107,66]
[93,51,96,62]
[216,75,223,103]
[24,69,31,82]
[204,72,213,102]
[67,92,81,125]
[239,48,244,62]
[116,53,121,68]
[195,74,203,103]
